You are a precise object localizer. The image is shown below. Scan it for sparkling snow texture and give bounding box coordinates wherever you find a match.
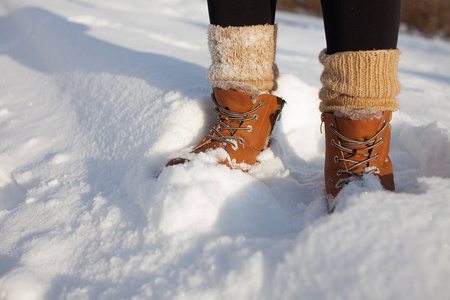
[0,0,450,299]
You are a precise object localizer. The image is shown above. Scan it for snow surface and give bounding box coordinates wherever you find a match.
[1,0,450,299]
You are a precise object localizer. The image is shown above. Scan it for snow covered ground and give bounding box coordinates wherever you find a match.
[1,0,449,299]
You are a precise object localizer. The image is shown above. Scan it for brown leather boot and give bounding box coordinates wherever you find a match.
[323,111,395,211]
[166,87,285,170]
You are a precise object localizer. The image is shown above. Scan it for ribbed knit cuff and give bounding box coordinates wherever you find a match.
[319,49,401,113]
[207,24,278,94]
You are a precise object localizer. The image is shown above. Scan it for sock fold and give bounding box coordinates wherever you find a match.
[319,49,401,112]
[207,24,278,95]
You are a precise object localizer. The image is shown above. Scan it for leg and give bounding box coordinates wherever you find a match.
[319,0,402,211]
[167,0,284,170]
[321,0,401,54]
[208,0,276,27]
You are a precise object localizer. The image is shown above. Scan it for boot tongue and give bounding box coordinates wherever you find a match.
[335,116,382,141]
[213,88,254,113]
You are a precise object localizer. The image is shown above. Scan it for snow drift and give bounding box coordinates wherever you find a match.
[0,0,450,299]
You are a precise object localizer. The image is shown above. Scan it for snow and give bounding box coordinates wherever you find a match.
[0,0,450,299]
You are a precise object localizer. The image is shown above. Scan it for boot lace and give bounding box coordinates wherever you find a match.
[330,118,388,186]
[205,94,264,150]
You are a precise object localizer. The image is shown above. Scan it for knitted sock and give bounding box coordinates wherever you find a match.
[319,49,401,113]
[207,24,278,99]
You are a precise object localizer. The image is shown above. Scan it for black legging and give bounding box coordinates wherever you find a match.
[207,0,401,54]
[207,0,277,27]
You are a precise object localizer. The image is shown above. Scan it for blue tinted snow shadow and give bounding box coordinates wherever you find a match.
[0,7,206,96]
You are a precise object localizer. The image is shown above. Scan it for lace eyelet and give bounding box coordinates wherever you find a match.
[253,114,259,120]
[239,139,244,145]
[247,125,252,132]
[375,152,379,157]
[334,156,339,163]
[337,170,342,176]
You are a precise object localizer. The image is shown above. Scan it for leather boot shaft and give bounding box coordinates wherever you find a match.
[323,111,395,202]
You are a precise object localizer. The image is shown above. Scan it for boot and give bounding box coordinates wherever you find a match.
[318,49,401,211]
[167,87,285,170]
[323,111,395,209]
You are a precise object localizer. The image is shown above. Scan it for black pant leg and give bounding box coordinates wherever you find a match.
[208,0,277,27]
[320,0,401,54]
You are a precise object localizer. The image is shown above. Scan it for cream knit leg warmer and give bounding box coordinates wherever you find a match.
[207,24,278,99]
[319,49,401,113]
